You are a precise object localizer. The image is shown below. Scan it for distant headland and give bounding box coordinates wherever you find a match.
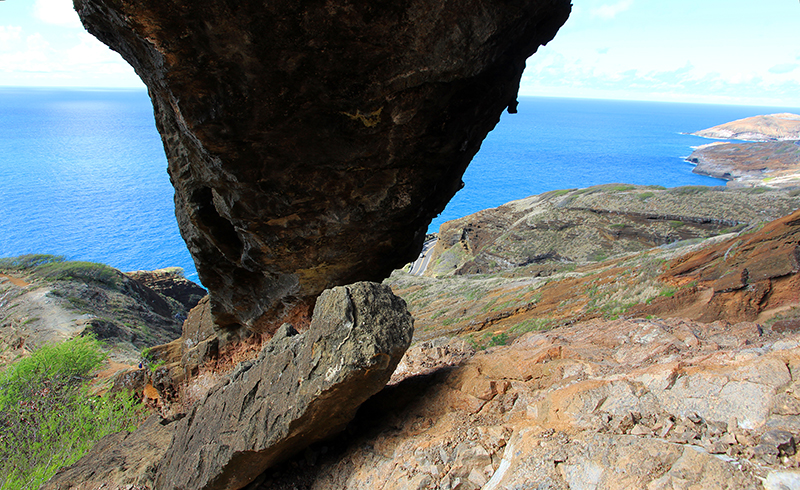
[687,113,800,188]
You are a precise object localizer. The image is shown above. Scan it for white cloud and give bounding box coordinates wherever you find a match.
[591,0,634,20]
[769,64,799,75]
[66,31,125,66]
[519,45,800,107]
[34,0,83,28]
[0,26,23,48]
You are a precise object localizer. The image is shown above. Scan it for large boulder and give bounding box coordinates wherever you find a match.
[44,282,413,490]
[73,0,571,334]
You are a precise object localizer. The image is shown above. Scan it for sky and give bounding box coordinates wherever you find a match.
[1,0,799,107]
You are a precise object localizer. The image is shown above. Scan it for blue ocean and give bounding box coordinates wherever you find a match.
[2,88,798,283]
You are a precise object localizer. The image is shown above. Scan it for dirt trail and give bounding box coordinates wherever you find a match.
[1,278,91,364]
[0,272,30,287]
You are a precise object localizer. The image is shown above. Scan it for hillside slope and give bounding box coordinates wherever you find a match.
[425,184,800,277]
[0,257,204,366]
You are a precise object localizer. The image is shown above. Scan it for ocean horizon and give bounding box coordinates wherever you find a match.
[2,87,799,285]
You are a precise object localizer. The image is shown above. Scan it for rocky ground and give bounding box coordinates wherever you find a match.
[19,189,800,490]
[255,318,800,489]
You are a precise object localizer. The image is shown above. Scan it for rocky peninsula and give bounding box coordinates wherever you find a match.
[691,113,800,142]
[687,114,800,188]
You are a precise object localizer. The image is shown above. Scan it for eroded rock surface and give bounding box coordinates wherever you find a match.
[252,317,800,490]
[73,0,571,333]
[640,208,800,323]
[426,184,800,276]
[45,282,413,490]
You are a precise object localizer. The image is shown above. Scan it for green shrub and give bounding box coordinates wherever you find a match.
[33,261,121,288]
[487,333,509,347]
[0,254,65,271]
[0,336,144,489]
[637,192,655,200]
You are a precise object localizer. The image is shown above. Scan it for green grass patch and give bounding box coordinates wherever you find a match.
[659,286,677,298]
[467,332,511,350]
[0,336,144,489]
[0,255,121,289]
[637,192,655,201]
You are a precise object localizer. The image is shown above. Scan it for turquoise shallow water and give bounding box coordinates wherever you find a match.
[1,88,797,283]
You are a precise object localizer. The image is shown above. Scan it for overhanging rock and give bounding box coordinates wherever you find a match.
[73,0,572,334]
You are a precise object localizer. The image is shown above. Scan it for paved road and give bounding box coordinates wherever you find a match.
[410,238,438,276]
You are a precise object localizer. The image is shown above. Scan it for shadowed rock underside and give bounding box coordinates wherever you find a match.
[73,0,571,335]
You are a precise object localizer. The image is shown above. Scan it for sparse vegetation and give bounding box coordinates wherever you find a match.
[608,184,636,193]
[510,317,557,334]
[669,185,711,195]
[0,254,121,289]
[467,331,511,350]
[546,189,573,197]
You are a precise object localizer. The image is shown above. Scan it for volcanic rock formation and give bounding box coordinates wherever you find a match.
[44,282,414,490]
[73,0,571,335]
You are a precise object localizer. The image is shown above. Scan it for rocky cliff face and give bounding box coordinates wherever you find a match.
[73,0,571,335]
